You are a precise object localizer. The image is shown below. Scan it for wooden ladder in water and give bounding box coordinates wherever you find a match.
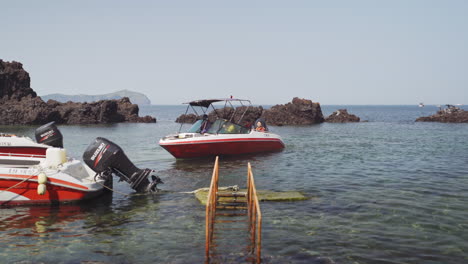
[205,156,262,264]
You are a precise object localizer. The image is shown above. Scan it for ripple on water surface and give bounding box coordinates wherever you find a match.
[1,106,468,263]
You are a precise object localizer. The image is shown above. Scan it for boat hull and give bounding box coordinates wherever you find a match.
[0,179,105,206]
[0,177,106,206]
[1,132,109,206]
[0,165,108,206]
[160,135,285,158]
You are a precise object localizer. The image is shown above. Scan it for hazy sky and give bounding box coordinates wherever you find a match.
[2,1,467,105]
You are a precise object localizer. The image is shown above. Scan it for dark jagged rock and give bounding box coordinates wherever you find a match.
[325,109,360,123]
[416,106,468,123]
[0,59,156,125]
[176,113,198,123]
[262,97,324,126]
[0,60,36,100]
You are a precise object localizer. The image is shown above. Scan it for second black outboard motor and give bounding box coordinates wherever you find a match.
[83,137,162,193]
[35,122,63,148]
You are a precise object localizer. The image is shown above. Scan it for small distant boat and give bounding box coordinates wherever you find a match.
[418,103,425,108]
[159,98,285,159]
[0,122,161,206]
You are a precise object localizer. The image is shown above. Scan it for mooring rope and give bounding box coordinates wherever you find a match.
[97,181,131,196]
[93,174,130,197]
[0,174,36,193]
[0,165,45,194]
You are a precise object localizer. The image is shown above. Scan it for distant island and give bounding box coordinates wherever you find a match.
[41,89,151,105]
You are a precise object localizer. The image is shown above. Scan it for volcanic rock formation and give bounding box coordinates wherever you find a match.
[325,109,360,123]
[0,59,156,125]
[175,113,198,124]
[416,105,468,123]
[262,97,324,126]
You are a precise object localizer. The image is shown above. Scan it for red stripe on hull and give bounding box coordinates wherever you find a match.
[160,139,284,158]
[0,174,89,190]
[0,179,103,206]
[0,147,47,156]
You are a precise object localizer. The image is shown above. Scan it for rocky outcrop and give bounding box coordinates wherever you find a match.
[0,60,36,100]
[0,59,156,125]
[176,113,198,123]
[262,98,324,126]
[325,109,360,123]
[416,106,468,123]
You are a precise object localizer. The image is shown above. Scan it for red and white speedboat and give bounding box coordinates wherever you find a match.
[1,123,161,206]
[159,98,285,158]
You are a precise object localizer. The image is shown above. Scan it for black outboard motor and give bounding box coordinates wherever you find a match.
[83,137,162,193]
[35,122,63,148]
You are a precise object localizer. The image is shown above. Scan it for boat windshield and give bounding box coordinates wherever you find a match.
[206,120,250,134]
[187,120,203,133]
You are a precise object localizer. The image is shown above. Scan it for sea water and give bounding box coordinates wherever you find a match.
[0,105,467,264]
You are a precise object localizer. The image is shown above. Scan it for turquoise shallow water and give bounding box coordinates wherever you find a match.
[1,105,467,264]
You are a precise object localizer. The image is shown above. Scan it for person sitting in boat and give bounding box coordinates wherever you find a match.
[243,119,253,130]
[200,114,212,133]
[255,118,268,132]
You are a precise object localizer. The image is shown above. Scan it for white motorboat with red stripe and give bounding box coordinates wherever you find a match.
[1,123,162,206]
[159,98,285,158]
[0,156,109,205]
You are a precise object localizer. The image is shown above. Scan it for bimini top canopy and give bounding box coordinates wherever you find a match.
[184,98,251,108]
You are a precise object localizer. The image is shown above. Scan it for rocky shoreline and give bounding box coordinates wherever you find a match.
[0,59,156,125]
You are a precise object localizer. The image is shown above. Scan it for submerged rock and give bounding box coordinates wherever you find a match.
[416,106,468,123]
[325,109,360,123]
[194,188,309,205]
[0,59,156,125]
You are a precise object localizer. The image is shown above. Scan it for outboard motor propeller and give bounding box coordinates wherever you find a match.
[35,122,64,148]
[83,137,162,193]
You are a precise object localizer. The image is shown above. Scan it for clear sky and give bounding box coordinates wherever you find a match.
[2,1,467,105]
